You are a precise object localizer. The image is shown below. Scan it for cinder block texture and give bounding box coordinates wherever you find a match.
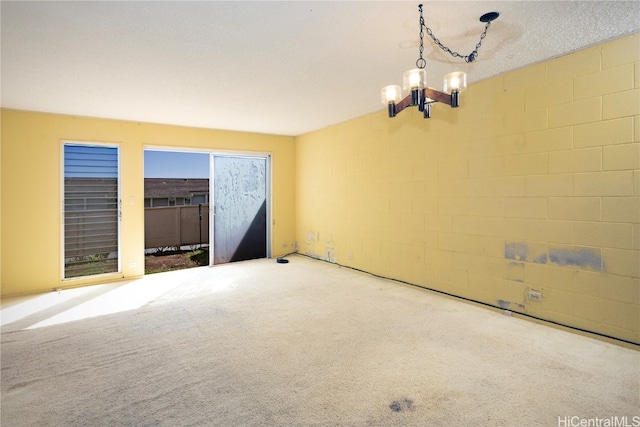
[296,34,640,344]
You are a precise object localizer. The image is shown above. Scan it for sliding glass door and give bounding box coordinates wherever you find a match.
[212,155,270,265]
[63,143,120,278]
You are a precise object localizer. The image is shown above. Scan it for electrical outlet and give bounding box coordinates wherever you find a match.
[528,290,543,301]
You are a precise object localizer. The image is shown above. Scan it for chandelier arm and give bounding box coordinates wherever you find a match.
[393,95,414,116]
[392,87,453,118]
[424,88,452,106]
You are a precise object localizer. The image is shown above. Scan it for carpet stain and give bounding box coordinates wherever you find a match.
[389,398,414,412]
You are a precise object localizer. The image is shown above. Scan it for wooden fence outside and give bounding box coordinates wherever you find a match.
[144,204,209,249]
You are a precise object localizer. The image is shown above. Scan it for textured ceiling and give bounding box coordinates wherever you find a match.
[2,1,639,136]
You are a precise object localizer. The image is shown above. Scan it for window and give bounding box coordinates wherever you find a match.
[63,143,120,278]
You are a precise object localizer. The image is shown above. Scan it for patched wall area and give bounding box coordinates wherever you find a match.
[295,34,640,344]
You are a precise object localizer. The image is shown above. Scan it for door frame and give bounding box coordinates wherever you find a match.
[143,146,272,267]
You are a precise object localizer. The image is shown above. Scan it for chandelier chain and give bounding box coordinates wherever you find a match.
[416,4,426,69]
[418,3,493,64]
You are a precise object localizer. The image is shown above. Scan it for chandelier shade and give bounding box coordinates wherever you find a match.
[381,85,402,105]
[403,69,427,94]
[443,72,467,94]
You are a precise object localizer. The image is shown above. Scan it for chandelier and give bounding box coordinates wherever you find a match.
[381,4,499,118]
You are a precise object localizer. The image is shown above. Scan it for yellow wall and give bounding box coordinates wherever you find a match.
[1,110,296,296]
[296,34,640,344]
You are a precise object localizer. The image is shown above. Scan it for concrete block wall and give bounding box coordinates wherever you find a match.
[295,34,640,344]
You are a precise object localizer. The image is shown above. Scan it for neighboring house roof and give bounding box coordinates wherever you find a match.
[144,178,209,199]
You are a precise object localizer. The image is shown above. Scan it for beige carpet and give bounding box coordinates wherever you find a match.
[1,255,638,426]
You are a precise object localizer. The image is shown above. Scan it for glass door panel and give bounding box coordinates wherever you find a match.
[212,155,268,264]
